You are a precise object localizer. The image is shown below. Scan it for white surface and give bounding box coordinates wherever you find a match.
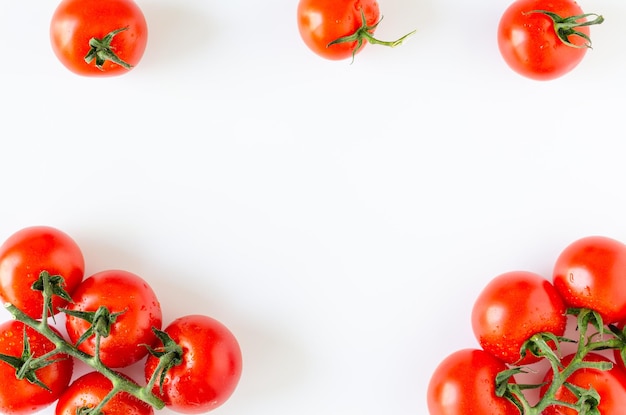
[2,0,626,414]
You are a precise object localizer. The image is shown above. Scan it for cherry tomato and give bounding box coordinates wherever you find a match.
[144,315,242,414]
[553,236,626,324]
[55,371,154,415]
[65,269,162,368]
[542,353,626,414]
[0,320,74,415]
[0,226,85,318]
[297,0,380,60]
[427,348,519,415]
[497,0,601,80]
[50,0,148,76]
[472,271,567,365]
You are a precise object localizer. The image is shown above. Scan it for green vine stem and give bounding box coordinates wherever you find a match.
[1,271,166,412]
[327,7,416,62]
[496,308,625,415]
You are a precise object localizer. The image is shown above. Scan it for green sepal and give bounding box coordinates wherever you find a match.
[31,270,74,319]
[327,7,415,63]
[0,329,52,391]
[60,305,126,346]
[564,383,601,415]
[525,10,604,49]
[144,327,183,394]
[519,332,563,366]
[84,27,133,70]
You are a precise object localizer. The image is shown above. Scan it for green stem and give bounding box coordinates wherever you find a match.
[327,7,415,62]
[4,302,165,410]
[525,10,604,48]
[500,309,623,415]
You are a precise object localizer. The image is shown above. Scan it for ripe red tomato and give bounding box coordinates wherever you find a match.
[471,271,567,364]
[427,348,519,415]
[50,0,148,76]
[297,0,380,60]
[497,0,600,80]
[553,236,626,324]
[0,320,74,415]
[542,353,626,415]
[65,269,162,368]
[55,371,154,415]
[0,226,85,318]
[144,315,243,414]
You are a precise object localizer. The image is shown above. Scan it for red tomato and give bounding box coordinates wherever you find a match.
[144,315,242,414]
[0,226,85,318]
[55,371,154,415]
[472,271,567,364]
[0,320,74,415]
[65,269,162,368]
[427,348,519,415]
[497,0,600,80]
[50,0,148,76]
[542,353,626,414]
[297,0,380,60]
[553,236,626,324]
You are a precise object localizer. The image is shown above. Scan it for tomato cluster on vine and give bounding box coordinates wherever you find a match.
[0,226,242,415]
[427,235,626,415]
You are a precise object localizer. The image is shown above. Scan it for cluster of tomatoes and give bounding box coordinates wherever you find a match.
[0,226,242,415]
[49,0,602,80]
[427,235,626,415]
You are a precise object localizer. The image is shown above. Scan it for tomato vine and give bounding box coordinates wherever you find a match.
[2,271,166,413]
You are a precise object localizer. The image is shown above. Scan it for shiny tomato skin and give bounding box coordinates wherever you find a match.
[542,353,626,415]
[553,236,626,324]
[427,348,519,415]
[55,371,154,415]
[472,271,567,365]
[50,0,148,76]
[65,269,162,368]
[0,226,85,318]
[297,0,380,60]
[0,320,74,415]
[497,0,590,81]
[145,315,243,414]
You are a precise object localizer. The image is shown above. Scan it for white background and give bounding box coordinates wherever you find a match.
[2,0,626,414]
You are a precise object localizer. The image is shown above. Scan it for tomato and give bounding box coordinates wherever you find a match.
[0,226,85,318]
[427,348,519,415]
[144,315,242,414]
[297,0,414,60]
[553,236,626,324]
[50,0,148,76]
[65,269,162,368]
[0,320,74,415]
[471,271,567,365]
[497,0,601,80]
[542,352,626,414]
[56,371,154,415]
[297,0,380,60]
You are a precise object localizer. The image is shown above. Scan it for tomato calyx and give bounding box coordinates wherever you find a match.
[496,308,625,414]
[327,8,416,62]
[31,270,74,321]
[77,406,105,415]
[525,10,604,49]
[0,328,62,391]
[85,27,133,70]
[61,305,126,350]
[144,327,184,393]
